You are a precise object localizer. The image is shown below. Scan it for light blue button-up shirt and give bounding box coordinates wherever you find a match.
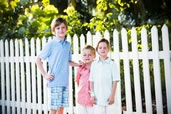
[39,37,72,87]
[89,57,120,106]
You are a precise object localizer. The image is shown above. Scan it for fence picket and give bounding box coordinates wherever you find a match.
[104,30,110,42]
[5,40,10,114]
[113,29,122,114]
[25,39,32,114]
[36,38,42,114]
[80,34,85,54]
[121,28,133,113]
[10,39,15,113]
[86,31,92,45]
[93,31,101,47]
[0,40,5,114]
[151,26,163,114]
[15,40,20,114]
[162,25,171,114]
[31,38,37,114]
[42,37,49,114]
[20,39,26,114]
[141,28,153,114]
[131,28,143,113]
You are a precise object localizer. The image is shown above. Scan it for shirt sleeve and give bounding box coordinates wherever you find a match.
[112,62,120,82]
[75,67,81,83]
[38,41,52,60]
[89,62,94,82]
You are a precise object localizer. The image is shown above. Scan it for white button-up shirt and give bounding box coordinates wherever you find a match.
[89,57,120,105]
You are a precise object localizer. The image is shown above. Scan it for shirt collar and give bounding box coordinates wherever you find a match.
[97,57,110,64]
[54,37,66,44]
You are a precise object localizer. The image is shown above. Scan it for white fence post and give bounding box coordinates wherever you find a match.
[20,39,26,114]
[0,40,5,114]
[151,26,163,114]
[131,27,143,113]
[162,24,171,114]
[141,27,153,114]
[113,29,122,114]
[121,28,133,114]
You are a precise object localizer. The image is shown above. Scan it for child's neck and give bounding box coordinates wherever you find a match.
[99,56,108,61]
[56,35,65,40]
[84,62,91,69]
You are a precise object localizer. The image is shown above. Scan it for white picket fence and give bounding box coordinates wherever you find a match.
[0,25,171,114]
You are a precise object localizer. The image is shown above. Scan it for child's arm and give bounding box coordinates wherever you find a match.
[90,81,96,104]
[108,81,117,105]
[69,61,82,67]
[36,57,54,80]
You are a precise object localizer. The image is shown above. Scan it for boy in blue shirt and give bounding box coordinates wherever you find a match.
[36,17,80,114]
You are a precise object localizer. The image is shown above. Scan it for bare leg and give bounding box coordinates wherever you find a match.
[50,109,57,114]
[56,107,64,114]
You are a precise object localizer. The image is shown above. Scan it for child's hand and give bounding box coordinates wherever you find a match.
[91,96,96,104]
[44,74,54,80]
[78,60,85,66]
[107,95,115,105]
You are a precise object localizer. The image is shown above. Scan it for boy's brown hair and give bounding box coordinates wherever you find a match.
[51,17,68,35]
[96,38,110,51]
[83,45,96,56]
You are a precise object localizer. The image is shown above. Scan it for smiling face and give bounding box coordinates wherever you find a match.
[82,48,95,64]
[97,42,109,58]
[54,23,67,40]
[51,18,68,40]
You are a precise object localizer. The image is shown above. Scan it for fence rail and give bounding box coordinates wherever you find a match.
[0,25,171,114]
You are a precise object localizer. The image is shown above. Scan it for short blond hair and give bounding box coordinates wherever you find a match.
[51,17,68,35]
[82,45,96,56]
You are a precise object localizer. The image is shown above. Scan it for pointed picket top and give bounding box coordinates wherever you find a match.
[42,36,47,49]
[48,36,53,43]
[15,40,19,57]
[19,40,23,57]
[151,26,159,52]
[131,27,143,113]
[104,30,110,42]
[86,31,92,45]
[141,27,148,52]
[66,34,71,43]
[93,31,102,47]
[10,39,14,57]
[121,28,128,51]
[73,34,79,54]
[0,40,3,57]
[25,39,29,56]
[113,29,119,52]
[5,40,9,57]
[162,24,169,51]
[131,27,138,52]
[80,34,85,54]
[162,24,171,114]
[95,31,102,39]
[30,38,35,56]
[36,38,41,54]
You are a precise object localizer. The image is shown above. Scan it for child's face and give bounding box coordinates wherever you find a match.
[54,23,67,39]
[82,49,95,64]
[97,42,109,57]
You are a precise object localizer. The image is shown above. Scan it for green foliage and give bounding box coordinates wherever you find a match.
[17,0,58,39]
[63,5,84,36]
[0,1,25,39]
[0,0,171,40]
